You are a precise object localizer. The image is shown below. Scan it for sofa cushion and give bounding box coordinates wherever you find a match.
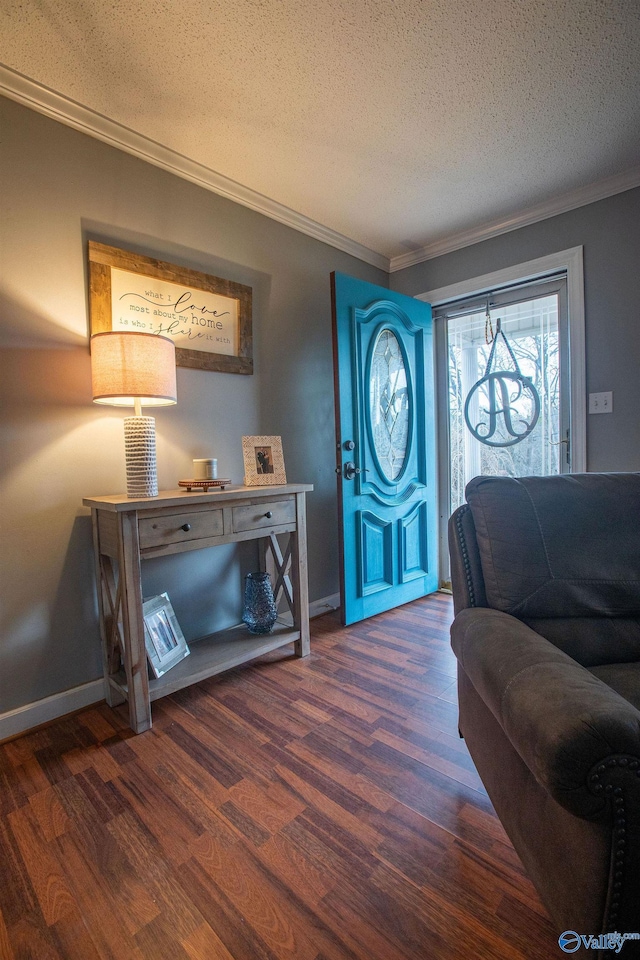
[524,617,640,667]
[589,662,640,712]
[465,473,640,619]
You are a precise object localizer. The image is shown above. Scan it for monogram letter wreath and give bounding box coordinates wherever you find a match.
[463,306,540,448]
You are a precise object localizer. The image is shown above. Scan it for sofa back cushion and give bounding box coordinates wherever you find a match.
[523,616,640,667]
[465,473,640,621]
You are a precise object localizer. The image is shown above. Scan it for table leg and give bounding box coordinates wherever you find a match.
[118,510,151,733]
[91,511,125,707]
[292,492,310,657]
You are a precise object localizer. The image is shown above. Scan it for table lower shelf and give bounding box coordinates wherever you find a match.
[109,620,299,702]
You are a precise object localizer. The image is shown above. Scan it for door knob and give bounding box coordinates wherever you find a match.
[344,461,361,480]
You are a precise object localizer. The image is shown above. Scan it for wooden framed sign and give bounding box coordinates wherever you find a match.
[88,241,253,374]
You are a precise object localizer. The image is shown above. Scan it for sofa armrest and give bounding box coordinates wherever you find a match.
[452,607,640,818]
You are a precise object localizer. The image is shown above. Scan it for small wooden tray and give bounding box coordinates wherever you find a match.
[178,479,231,492]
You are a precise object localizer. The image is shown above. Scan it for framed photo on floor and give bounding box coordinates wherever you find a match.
[142,593,190,678]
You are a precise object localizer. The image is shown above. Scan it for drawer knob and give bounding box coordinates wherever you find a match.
[181,523,192,532]
[264,511,273,519]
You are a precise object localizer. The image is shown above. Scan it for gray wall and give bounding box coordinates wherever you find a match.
[391,187,640,473]
[3,92,638,719]
[0,96,386,715]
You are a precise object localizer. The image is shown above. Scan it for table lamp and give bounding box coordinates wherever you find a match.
[91,331,177,497]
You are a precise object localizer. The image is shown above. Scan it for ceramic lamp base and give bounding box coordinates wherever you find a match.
[124,415,158,497]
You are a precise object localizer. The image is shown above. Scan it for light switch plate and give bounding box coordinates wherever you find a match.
[589,391,613,414]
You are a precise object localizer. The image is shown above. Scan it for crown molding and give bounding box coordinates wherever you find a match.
[0,64,390,272]
[4,63,639,279]
[389,166,640,273]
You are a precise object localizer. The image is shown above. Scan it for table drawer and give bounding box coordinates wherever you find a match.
[232,499,295,533]
[139,509,224,549]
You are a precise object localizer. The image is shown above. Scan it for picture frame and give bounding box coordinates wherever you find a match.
[88,241,253,374]
[142,593,190,678]
[242,435,287,486]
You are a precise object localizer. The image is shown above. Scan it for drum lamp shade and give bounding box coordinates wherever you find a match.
[91,331,177,406]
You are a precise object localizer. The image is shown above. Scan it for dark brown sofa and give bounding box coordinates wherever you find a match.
[449,473,640,955]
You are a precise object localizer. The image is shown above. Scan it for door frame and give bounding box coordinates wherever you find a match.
[418,246,586,587]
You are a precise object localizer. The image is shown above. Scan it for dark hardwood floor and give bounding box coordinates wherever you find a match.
[0,593,557,959]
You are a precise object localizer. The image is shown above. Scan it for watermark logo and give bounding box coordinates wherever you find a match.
[559,932,582,953]
[559,931,640,954]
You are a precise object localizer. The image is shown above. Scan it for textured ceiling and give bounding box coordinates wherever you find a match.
[1,0,639,262]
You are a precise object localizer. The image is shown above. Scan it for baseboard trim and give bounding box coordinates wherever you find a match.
[0,679,106,743]
[309,593,341,618]
[0,594,342,741]
[277,593,341,628]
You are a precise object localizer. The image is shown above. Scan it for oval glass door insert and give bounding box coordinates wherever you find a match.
[369,328,410,481]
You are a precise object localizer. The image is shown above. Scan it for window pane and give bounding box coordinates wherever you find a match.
[448,294,560,512]
[369,329,410,481]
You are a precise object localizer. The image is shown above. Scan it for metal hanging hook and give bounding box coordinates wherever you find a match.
[484,298,494,345]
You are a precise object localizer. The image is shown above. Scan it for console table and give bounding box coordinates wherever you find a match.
[83,484,312,734]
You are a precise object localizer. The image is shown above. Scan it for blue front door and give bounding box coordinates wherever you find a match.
[331,272,438,626]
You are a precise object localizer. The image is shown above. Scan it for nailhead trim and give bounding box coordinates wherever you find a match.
[588,757,640,931]
[455,507,476,607]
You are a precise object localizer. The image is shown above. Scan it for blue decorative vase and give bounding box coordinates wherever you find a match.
[242,572,277,634]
